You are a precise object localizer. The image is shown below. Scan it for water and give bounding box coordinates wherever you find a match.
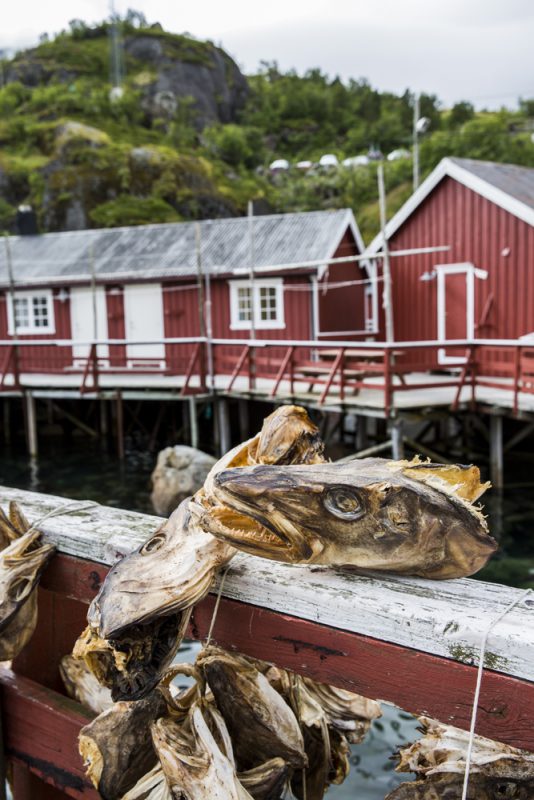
[1,434,532,797]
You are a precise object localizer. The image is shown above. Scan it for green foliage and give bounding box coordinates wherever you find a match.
[203,124,264,168]
[89,195,181,227]
[0,199,16,232]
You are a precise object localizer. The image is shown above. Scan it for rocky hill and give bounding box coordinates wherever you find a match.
[1,15,533,241]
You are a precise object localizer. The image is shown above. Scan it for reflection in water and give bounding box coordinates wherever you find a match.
[1,435,530,797]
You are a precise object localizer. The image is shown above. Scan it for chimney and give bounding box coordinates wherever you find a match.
[16,205,38,236]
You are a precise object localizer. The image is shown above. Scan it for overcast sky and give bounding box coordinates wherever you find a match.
[1,0,533,108]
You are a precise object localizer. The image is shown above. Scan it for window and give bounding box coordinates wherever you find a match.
[229,279,284,330]
[7,290,55,335]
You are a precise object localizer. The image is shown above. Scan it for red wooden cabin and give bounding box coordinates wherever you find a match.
[366,157,534,374]
[0,210,370,381]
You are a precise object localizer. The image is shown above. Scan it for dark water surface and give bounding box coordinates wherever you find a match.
[1,434,532,797]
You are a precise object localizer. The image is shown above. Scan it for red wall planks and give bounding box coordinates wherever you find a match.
[318,228,367,337]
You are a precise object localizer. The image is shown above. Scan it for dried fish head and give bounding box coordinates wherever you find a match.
[73,610,190,702]
[0,524,55,659]
[196,645,306,770]
[386,717,534,799]
[151,704,254,800]
[252,405,325,466]
[78,688,165,800]
[238,758,288,800]
[202,457,497,578]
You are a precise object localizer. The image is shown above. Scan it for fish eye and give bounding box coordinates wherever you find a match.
[140,532,166,555]
[323,488,364,520]
[8,577,32,602]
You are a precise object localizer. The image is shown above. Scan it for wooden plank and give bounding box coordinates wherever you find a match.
[1,487,534,684]
[191,595,534,752]
[0,668,98,800]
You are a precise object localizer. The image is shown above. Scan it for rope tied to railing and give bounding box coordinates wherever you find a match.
[461,587,533,800]
[25,499,99,535]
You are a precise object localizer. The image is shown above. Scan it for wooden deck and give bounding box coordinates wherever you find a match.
[0,483,532,798]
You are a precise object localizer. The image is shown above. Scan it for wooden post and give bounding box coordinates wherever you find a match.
[2,399,10,445]
[24,392,38,459]
[356,414,368,451]
[99,399,108,437]
[490,414,504,490]
[217,397,231,456]
[390,418,404,460]
[116,391,124,460]
[237,398,249,443]
[188,396,199,450]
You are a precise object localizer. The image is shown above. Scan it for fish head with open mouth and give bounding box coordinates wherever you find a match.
[0,527,56,633]
[201,457,497,579]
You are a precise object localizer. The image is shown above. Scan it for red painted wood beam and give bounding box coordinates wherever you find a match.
[0,669,98,799]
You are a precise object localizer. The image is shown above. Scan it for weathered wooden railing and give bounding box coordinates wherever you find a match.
[1,485,534,798]
[0,337,533,414]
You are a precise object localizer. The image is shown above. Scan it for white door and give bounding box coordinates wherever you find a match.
[124,283,165,368]
[70,287,109,367]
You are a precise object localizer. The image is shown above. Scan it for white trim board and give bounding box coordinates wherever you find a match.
[366,157,534,256]
[1,484,533,684]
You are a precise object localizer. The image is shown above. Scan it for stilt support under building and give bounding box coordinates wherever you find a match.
[188,396,199,450]
[217,397,231,457]
[116,391,125,461]
[490,414,504,490]
[24,392,38,459]
[390,418,404,460]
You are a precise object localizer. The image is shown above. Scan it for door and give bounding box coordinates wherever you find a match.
[124,283,165,368]
[437,264,475,365]
[70,287,109,367]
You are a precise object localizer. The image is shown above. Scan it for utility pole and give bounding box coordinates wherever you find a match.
[413,93,420,191]
[247,200,256,389]
[109,0,125,99]
[377,163,394,343]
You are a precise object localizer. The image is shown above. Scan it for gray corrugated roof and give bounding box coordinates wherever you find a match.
[449,157,534,210]
[0,209,356,286]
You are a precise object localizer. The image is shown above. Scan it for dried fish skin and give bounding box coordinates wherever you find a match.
[121,764,172,800]
[79,689,165,800]
[238,758,288,800]
[0,501,29,550]
[302,677,381,743]
[197,646,306,770]
[0,590,37,660]
[252,405,325,466]
[60,654,113,714]
[74,610,190,702]
[203,457,497,578]
[387,717,534,799]
[151,705,254,800]
[87,500,234,641]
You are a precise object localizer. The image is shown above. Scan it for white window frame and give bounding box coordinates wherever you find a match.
[7,289,56,335]
[436,262,487,365]
[229,279,285,330]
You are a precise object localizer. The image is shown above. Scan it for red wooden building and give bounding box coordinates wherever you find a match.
[0,209,369,379]
[366,157,534,372]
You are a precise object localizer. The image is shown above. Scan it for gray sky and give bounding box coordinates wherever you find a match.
[1,0,533,108]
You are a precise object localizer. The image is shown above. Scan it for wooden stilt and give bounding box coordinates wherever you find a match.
[188,397,199,449]
[390,418,404,460]
[490,414,504,489]
[355,415,368,451]
[116,391,125,460]
[24,392,38,459]
[2,399,10,445]
[237,399,249,443]
[217,397,231,456]
[99,399,108,437]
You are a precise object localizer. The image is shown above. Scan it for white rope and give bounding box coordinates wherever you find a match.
[205,566,231,646]
[25,500,99,535]
[461,587,532,800]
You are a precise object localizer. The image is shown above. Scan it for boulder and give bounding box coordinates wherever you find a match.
[150,445,216,516]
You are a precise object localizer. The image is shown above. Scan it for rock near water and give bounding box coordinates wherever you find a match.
[150,445,216,516]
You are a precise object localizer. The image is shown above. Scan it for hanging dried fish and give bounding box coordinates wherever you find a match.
[0,502,55,660]
[200,457,497,578]
[238,758,288,800]
[76,405,325,701]
[79,689,166,800]
[151,703,254,800]
[60,654,113,714]
[386,716,534,799]
[120,764,172,800]
[196,646,307,771]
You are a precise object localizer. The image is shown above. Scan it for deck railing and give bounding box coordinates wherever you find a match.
[0,337,533,413]
[0,485,533,798]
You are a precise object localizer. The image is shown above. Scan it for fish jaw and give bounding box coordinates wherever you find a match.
[201,459,497,579]
[0,528,55,631]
